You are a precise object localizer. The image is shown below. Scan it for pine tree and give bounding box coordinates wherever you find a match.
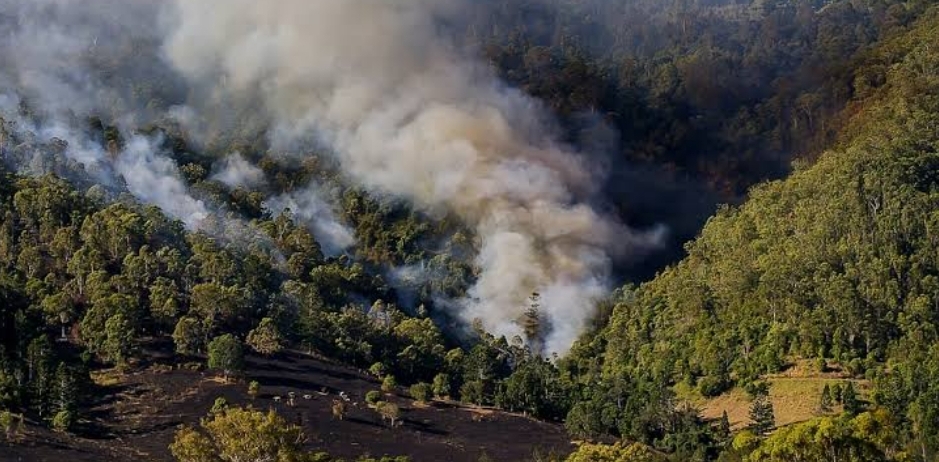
[842,381,862,415]
[749,393,775,435]
[717,410,732,443]
[819,383,833,412]
[521,292,544,356]
[832,382,843,404]
[54,363,77,415]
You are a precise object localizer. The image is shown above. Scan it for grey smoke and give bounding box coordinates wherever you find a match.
[264,185,355,257]
[163,0,663,354]
[0,0,210,230]
[0,0,665,354]
[116,135,209,228]
[211,153,266,189]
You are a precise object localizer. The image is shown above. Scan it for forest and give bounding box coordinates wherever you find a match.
[1,0,939,461]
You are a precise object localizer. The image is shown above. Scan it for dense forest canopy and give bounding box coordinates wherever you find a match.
[0,0,938,461]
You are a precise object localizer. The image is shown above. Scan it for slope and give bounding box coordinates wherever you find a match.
[562,5,939,458]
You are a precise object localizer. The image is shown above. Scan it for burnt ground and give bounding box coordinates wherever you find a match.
[0,349,573,462]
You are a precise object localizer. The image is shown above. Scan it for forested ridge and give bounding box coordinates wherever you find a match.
[1,0,939,461]
[562,5,939,460]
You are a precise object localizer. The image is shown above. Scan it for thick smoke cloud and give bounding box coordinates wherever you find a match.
[163,0,663,354]
[0,0,664,355]
[0,0,213,229]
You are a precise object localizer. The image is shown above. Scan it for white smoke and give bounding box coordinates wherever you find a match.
[116,135,209,228]
[0,0,211,231]
[264,185,355,257]
[211,153,266,189]
[163,0,663,354]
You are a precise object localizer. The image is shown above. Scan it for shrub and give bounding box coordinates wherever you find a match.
[366,390,382,405]
[697,375,730,397]
[207,334,244,379]
[409,382,432,403]
[369,362,386,378]
[211,397,229,414]
[246,318,283,356]
[51,410,73,433]
[460,380,485,406]
[381,375,397,393]
[432,373,450,398]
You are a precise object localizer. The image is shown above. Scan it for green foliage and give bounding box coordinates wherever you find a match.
[460,380,485,406]
[173,317,205,356]
[247,381,260,400]
[1,410,23,441]
[207,334,244,378]
[104,313,135,368]
[369,362,386,378]
[246,317,283,356]
[744,410,904,461]
[168,406,408,462]
[565,401,606,442]
[697,375,731,398]
[567,8,939,458]
[365,390,382,406]
[842,382,862,416]
[495,358,568,419]
[431,373,450,399]
[381,375,397,393]
[748,394,775,436]
[51,409,73,433]
[565,441,667,462]
[210,397,228,414]
[375,401,400,427]
[409,382,431,403]
[170,407,304,462]
[820,384,833,413]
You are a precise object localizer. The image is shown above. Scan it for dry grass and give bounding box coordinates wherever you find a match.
[90,369,125,387]
[695,377,870,430]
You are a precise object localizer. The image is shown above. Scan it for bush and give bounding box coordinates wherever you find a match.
[211,397,229,414]
[460,380,485,406]
[369,362,386,378]
[248,381,260,399]
[409,382,432,403]
[207,334,245,379]
[698,375,731,397]
[381,375,397,393]
[432,373,450,398]
[366,390,382,405]
[51,410,73,433]
[845,358,866,377]
[173,317,204,356]
[743,380,770,399]
[246,318,283,356]
[0,410,13,435]
[375,401,400,427]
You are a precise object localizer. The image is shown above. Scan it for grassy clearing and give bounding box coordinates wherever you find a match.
[676,360,872,430]
[690,377,870,430]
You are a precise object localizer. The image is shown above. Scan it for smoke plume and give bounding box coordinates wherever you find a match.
[264,185,355,258]
[163,0,662,354]
[211,153,267,189]
[0,0,214,229]
[0,0,665,354]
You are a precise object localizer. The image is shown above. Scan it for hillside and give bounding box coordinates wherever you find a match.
[559,5,939,460]
[1,0,939,461]
[0,347,571,462]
